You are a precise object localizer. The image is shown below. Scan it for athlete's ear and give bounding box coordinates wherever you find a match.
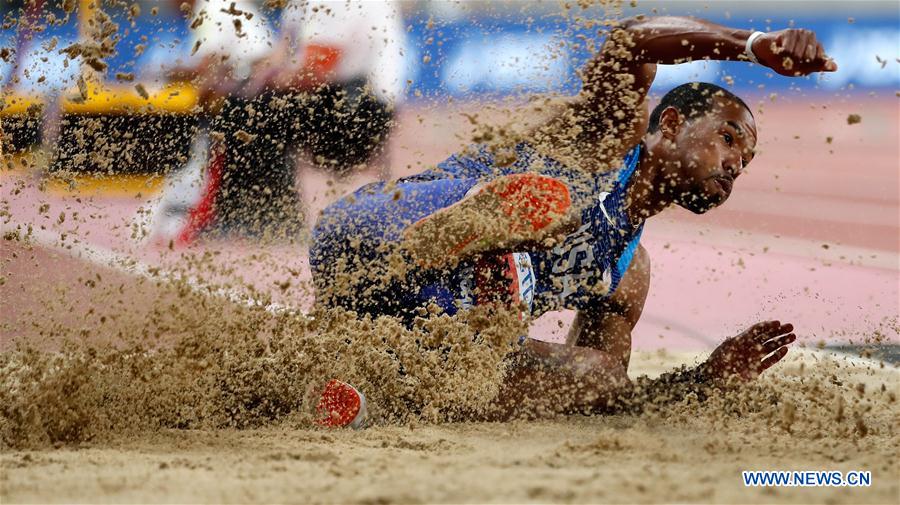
[657,106,682,140]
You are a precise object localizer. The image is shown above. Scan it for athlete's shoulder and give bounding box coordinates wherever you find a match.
[621,143,642,175]
[603,143,643,190]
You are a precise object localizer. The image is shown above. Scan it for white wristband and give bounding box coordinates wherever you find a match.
[745,31,766,64]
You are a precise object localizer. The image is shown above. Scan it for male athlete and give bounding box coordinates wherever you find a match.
[309,16,837,426]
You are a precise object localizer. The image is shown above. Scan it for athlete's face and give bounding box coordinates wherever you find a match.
[665,99,758,214]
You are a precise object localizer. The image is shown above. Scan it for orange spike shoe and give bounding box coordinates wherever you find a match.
[315,379,368,429]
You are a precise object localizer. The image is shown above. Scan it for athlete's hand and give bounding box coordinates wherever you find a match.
[703,321,796,381]
[751,29,837,76]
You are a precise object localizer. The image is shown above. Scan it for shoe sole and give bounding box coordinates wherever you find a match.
[315,379,368,429]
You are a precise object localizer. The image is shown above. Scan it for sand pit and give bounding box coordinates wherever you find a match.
[1,349,897,504]
[2,235,897,503]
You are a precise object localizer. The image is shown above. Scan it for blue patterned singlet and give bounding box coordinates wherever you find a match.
[310,142,645,319]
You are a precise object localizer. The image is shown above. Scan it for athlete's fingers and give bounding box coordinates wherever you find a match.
[804,34,818,62]
[770,32,785,55]
[748,320,781,340]
[759,321,792,340]
[759,346,789,371]
[761,333,796,354]
[754,322,793,344]
[804,34,819,71]
[744,322,771,341]
[760,320,781,331]
[815,47,838,72]
[810,38,838,72]
[776,322,794,336]
[787,30,806,61]
[797,32,816,72]
[803,31,816,58]
[813,42,829,69]
[790,30,806,61]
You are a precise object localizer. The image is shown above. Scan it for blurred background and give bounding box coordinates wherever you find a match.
[1,1,897,353]
[2,1,898,156]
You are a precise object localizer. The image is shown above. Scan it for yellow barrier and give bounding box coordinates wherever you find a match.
[0,94,43,116]
[63,82,199,114]
[1,1,200,118]
[1,83,200,116]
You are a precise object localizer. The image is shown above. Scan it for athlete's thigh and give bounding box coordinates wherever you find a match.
[313,177,478,245]
[309,177,478,307]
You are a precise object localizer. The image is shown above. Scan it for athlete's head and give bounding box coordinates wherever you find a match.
[645,82,757,213]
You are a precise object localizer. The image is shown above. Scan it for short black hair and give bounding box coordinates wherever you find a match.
[647,82,752,133]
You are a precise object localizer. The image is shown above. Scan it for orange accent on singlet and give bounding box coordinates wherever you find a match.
[301,44,343,85]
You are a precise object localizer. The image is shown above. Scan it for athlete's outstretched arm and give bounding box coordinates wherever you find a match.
[572,16,837,164]
[588,16,837,78]
[488,320,796,420]
[485,247,797,419]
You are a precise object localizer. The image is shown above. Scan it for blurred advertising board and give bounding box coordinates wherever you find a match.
[2,2,897,100]
[3,2,897,98]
